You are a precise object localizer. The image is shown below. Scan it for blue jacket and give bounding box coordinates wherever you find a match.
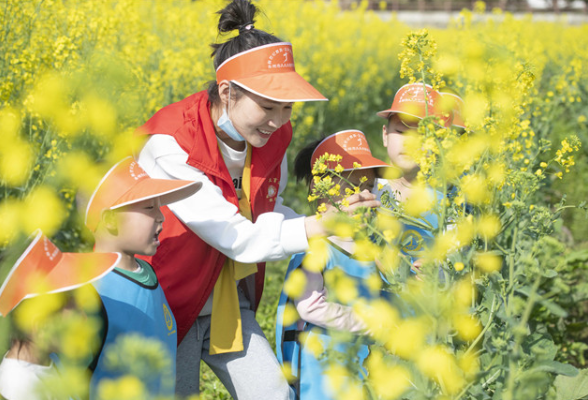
[276,241,382,399]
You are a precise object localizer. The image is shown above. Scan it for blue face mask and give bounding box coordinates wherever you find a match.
[218,107,245,142]
[217,84,246,142]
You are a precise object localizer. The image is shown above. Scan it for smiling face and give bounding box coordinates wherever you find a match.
[383,113,420,175]
[111,197,165,257]
[216,82,293,149]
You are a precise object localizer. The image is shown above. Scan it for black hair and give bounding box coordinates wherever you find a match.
[293,137,325,186]
[207,0,283,105]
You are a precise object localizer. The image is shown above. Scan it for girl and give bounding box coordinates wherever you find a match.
[275,130,392,399]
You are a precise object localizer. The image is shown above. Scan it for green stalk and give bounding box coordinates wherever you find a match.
[503,271,542,400]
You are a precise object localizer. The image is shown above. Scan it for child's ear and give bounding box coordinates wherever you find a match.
[382,125,389,148]
[101,210,118,235]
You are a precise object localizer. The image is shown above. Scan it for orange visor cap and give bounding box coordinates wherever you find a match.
[216,42,327,103]
[310,130,391,173]
[0,231,121,316]
[377,83,453,127]
[439,91,466,129]
[85,157,202,231]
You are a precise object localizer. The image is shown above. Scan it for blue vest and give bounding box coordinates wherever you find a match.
[377,182,441,266]
[275,242,381,399]
[90,262,177,398]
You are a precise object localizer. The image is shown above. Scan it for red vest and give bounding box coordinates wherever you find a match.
[137,91,292,342]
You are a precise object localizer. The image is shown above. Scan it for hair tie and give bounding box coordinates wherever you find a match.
[238,23,254,34]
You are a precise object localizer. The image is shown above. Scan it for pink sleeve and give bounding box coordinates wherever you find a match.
[293,270,367,333]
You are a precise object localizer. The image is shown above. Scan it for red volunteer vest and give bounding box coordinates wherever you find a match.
[137,91,292,343]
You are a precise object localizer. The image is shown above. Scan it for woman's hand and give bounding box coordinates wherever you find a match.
[304,190,380,238]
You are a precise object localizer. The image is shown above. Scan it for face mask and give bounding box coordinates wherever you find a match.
[217,85,246,142]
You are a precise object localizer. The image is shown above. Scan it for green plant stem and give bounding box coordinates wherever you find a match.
[503,272,542,400]
[465,294,496,356]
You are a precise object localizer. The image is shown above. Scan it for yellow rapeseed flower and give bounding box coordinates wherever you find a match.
[299,329,324,357]
[476,214,501,239]
[461,174,490,206]
[283,269,307,299]
[367,350,412,400]
[96,375,146,400]
[403,184,434,217]
[22,185,66,236]
[302,237,329,273]
[385,317,428,360]
[417,345,466,395]
[0,138,34,186]
[474,252,503,273]
[453,313,482,342]
[0,198,24,245]
[282,303,300,326]
[281,362,296,384]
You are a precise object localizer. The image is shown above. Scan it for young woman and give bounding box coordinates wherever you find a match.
[135,1,380,399]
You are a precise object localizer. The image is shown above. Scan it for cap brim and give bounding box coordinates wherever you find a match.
[232,72,327,102]
[111,179,202,210]
[340,154,392,171]
[0,233,121,316]
[376,109,424,121]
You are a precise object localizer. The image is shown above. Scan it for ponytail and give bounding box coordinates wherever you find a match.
[207,0,283,104]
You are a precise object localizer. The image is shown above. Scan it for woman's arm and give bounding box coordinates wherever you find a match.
[138,134,308,263]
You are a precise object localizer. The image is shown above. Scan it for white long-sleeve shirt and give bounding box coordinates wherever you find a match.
[137,134,308,264]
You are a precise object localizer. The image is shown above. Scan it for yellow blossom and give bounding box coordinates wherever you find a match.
[283,269,307,299]
[403,184,434,217]
[474,252,503,273]
[299,329,324,357]
[417,345,467,395]
[303,237,329,273]
[385,317,428,360]
[367,350,412,400]
[453,313,482,342]
[282,303,300,326]
[476,214,501,239]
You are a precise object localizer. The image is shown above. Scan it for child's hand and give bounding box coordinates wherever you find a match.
[411,258,424,281]
[335,189,380,214]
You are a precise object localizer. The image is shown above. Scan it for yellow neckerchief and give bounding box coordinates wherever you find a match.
[210,144,258,355]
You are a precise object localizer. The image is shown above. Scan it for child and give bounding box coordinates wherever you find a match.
[275,130,392,400]
[374,83,455,267]
[0,231,122,400]
[0,156,201,399]
[83,156,201,398]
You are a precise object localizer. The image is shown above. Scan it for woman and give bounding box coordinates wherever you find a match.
[135,1,379,398]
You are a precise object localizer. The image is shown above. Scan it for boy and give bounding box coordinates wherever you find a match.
[83,156,201,398]
[0,231,121,400]
[374,83,459,267]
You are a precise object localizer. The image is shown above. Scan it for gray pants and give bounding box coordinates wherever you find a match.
[176,309,293,400]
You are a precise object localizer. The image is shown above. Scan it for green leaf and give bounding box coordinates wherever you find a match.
[555,368,588,400]
[531,360,578,377]
[538,297,569,318]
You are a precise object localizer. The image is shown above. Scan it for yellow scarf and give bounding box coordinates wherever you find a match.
[210,145,258,355]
